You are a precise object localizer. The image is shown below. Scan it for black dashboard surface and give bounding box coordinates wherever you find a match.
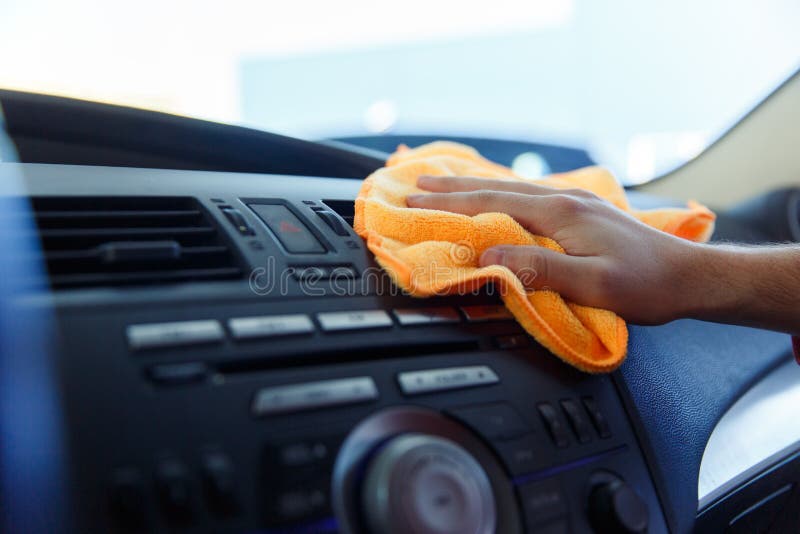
[622,321,790,533]
[1,162,792,533]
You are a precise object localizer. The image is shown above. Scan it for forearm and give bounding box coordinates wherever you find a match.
[409,175,800,333]
[677,244,800,334]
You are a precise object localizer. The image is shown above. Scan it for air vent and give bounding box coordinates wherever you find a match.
[28,196,242,289]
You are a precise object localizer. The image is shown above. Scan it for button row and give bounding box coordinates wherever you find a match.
[127,305,516,350]
[537,397,612,448]
[249,364,502,418]
[109,452,238,531]
[438,398,613,481]
[264,436,342,525]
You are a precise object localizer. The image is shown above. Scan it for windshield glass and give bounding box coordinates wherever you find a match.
[2,0,799,183]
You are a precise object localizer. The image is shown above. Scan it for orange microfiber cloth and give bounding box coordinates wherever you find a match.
[354,141,715,372]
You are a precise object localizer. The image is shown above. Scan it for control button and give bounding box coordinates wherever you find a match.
[495,435,543,476]
[393,307,461,326]
[460,305,514,322]
[518,478,568,529]
[147,362,208,385]
[202,452,238,516]
[560,399,593,444]
[362,434,496,534]
[587,476,649,534]
[229,314,314,340]
[275,485,329,521]
[127,320,224,351]
[221,207,255,235]
[293,266,329,281]
[317,310,393,332]
[292,265,358,281]
[448,402,529,441]
[155,459,194,525]
[279,441,331,468]
[249,203,326,254]
[252,377,378,416]
[494,334,530,349]
[582,397,612,439]
[537,403,570,448]
[328,265,358,279]
[315,210,350,236]
[398,366,498,395]
[108,467,148,530]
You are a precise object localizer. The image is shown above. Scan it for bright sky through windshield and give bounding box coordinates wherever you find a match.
[2,0,573,120]
[2,0,799,183]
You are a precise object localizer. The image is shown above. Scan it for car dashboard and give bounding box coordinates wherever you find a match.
[2,162,669,533]
[0,91,797,534]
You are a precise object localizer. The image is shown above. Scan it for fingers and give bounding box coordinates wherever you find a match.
[417,175,561,197]
[480,245,598,299]
[406,190,547,234]
[406,189,585,236]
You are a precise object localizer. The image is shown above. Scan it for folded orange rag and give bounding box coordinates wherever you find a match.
[354,141,715,372]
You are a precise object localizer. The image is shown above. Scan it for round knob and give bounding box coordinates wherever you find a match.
[587,478,649,534]
[361,434,496,534]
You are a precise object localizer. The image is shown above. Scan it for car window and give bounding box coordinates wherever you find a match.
[1,0,798,183]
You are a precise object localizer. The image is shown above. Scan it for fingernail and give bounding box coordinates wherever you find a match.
[406,194,423,206]
[480,247,506,266]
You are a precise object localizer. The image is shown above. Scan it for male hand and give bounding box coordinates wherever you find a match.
[406,175,703,325]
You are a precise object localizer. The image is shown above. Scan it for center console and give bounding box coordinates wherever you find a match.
[6,163,668,533]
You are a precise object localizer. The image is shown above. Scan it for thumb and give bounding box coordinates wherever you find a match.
[480,245,592,296]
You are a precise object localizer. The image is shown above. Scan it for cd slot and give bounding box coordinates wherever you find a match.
[215,340,481,376]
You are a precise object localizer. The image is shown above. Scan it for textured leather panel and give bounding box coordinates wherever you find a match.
[620,320,792,534]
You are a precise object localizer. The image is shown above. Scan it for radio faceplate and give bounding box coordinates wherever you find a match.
[57,290,667,533]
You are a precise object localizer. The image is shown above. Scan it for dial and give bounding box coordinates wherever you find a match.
[362,434,496,534]
[331,407,522,534]
[587,474,649,534]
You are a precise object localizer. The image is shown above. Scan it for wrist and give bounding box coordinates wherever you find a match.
[676,244,753,322]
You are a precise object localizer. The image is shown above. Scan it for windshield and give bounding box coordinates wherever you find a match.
[2,0,799,183]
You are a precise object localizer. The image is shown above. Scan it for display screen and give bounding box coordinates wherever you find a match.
[248,204,326,254]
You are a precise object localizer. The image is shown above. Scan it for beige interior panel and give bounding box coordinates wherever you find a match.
[638,72,800,209]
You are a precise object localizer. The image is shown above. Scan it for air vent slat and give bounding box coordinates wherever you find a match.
[27,196,243,289]
[39,227,215,239]
[35,209,202,219]
[49,267,243,288]
[42,245,230,262]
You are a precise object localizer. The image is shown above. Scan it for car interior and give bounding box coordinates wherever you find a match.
[1,54,799,534]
